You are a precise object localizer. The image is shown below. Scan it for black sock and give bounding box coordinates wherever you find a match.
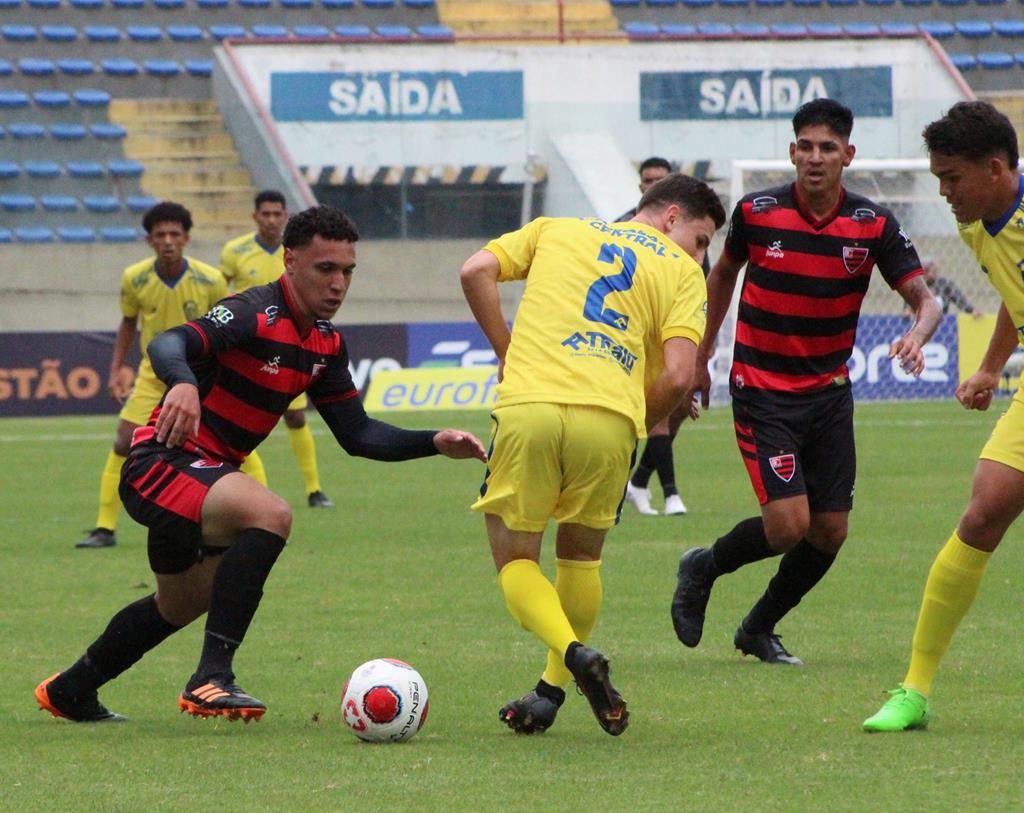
[642,435,677,498]
[710,516,778,575]
[535,679,566,708]
[742,539,837,634]
[194,527,286,683]
[51,594,181,703]
[631,445,655,488]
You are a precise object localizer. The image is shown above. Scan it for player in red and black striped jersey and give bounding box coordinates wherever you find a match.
[670,99,942,666]
[35,206,486,724]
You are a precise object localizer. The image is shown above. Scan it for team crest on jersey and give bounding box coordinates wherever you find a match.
[851,208,877,223]
[751,196,778,214]
[769,454,796,482]
[311,362,326,380]
[190,459,224,469]
[842,246,869,274]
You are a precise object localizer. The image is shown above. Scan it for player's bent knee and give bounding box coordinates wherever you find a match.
[257,493,292,538]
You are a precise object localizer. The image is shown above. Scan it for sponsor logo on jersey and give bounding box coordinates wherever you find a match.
[190,459,224,469]
[769,453,796,482]
[851,207,877,223]
[264,305,279,326]
[561,331,638,375]
[842,246,870,274]
[898,227,914,248]
[766,240,784,259]
[751,196,778,214]
[260,355,281,375]
[205,304,234,326]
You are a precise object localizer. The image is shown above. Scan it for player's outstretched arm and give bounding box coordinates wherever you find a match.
[891,275,942,376]
[460,250,510,380]
[693,253,744,408]
[956,303,1019,411]
[149,327,204,446]
[645,336,696,431]
[108,316,138,403]
[432,429,488,461]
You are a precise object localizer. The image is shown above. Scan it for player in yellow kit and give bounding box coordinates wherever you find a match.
[76,202,229,548]
[863,101,1024,731]
[220,190,333,508]
[461,174,726,736]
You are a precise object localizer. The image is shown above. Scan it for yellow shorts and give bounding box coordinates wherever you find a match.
[119,368,166,426]
[472,402,636,532]
[287,392,308,411]
[980,387,1024,472]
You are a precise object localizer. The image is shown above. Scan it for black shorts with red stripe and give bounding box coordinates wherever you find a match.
[119,440,239,574]
[731,383,855,511]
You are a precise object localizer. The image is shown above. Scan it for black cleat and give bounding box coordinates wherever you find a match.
[564,643,629,736]
[75,528,116,549]
[35,674,127,722]
[499,684,564,735]
[734,626,804,666]
[671,547,716,648]
[307,490,334,508]
[179,676,266,721]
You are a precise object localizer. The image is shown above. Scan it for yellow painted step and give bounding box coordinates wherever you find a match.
[123,132,237,155]
[143,168,253,187]
[109,98,218,118]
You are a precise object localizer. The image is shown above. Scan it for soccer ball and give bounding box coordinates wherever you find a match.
[340,658,429,743]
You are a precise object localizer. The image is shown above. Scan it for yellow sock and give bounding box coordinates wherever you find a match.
[288,423,321,494]
[497,559,578,657]
[542,558,602,687]
[903,532,991,697]
[240,450,268,487]
[94,450,126,531]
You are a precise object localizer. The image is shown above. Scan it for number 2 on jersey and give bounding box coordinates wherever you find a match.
[584,243,637,331]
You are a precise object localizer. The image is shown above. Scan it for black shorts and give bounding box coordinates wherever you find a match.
[731,384,855,512]
[119,440,238,575]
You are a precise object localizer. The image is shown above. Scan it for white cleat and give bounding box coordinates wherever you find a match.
[625,483,658,515]
[664,494,688,516]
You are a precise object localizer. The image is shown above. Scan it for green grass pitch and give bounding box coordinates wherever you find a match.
[2,400,1021,811]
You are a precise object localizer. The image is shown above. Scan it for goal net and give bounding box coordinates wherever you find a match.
[706,159,995,404]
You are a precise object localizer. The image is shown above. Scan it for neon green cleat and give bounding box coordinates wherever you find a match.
[863,687,930,732]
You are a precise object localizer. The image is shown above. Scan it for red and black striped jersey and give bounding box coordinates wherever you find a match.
[147,275,357,464]
[723,183,923,394]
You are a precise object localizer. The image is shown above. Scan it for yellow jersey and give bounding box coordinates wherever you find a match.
[120,256,227,375]
[220,231,284,291]
[958,176,1024,342]
[486,217,707,436]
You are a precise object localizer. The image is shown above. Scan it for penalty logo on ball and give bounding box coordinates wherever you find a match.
[341,658,429,743]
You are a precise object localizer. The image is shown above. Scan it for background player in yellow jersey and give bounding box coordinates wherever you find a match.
[863,101,1024,731]
[461,174,726,736]
[220,189,333,508]
[76,202,228,548]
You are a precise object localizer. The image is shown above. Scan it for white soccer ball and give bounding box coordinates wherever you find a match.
[340,658,429,743]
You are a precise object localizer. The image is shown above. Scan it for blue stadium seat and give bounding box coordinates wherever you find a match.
[9,122,46,139]
[770,21,807,34]
[792,0,823,7]
[101,225,139,241]
[956,20,993,37]
[0,161,21,179]
[881,21,917,34]
[85,26,122,42]
[623,21,660,36]
[334,24,372,37]
[71,0,106,7]
[0,0,19,8]
[321,0,356,6]
[363,0,396,6]
[197,0,229,6]
[74,88,112,108]
[994,20,1024,37]
[808,21,842,33]
[735,22,769,33]
[42,194,80,212]
[18,58,56,77]
[0,60,12,77]
[34,90,72,109]
[51,123,88,140]
[185,59,214,77]
[154,0,186,7]
[91,122,127,139]
[0,229,12,243]
[417,24,454,39]
[239,0,272,7]
[698,22,733,34]
[42,25,78,42]
[281,0,313,7]
[918,20,955,37]
[58,59,96,76]
[209,24,248,39]
[844,21,881,34]
[168,24,204,41]
[28,0,61,8]
[681,0,712,7]
[127,25,163,42]
[66,160,105,178]
[24,160,62,178]
[864,0,894,5]
[16,226,56,242]
[0,125,5,138]
[144,59,182,77]
[83,194,121,213]
[1016,52,1024,67]
[900,0,932,4]
[2,25,39,42]
[755,0,786,7]
[102,58,141,76]
[108,158,144,177]
[661,22,697,35]
[403,0,435,6]
[938,0,968,5]
[294,24,330,37]
[949,52,977,69]
[648,0,678,5]
[1,194,38,212]
[112,0,146,6]
[58,226,97,243]
[252,23,289,37]
[975,0,1007,4]
[376,25,413,38]
[125,194,159,211]
[978,50,1014,67]
[720,0,751,7]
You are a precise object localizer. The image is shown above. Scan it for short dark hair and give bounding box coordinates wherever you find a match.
[637,173,727,230]
[923,101,1019,170]
[639,156,672,175]
[283,205,359,249]
[792,98,854,139]
[142,201,192,234]
[254,189,287,209]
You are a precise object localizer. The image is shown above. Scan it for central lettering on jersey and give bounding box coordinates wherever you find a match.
[561,331,637,374]
[260,355,281,375]
[842,246,870,274]
[769,454,796,482]
[206,305,234,326]
[588,221,668,257]
[766,240,784,259]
